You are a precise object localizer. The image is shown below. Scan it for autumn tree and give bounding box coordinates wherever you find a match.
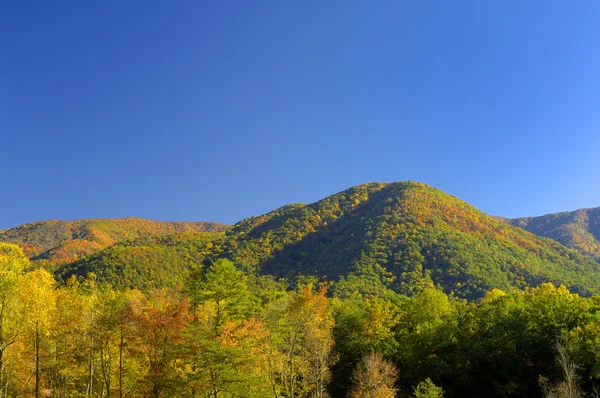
[347,353,398,398]
[540,341,582,398]
[277,285,337,398]
[92,289,133,398]
[184,259,270,397]
[49,276,90,397]
[20,268,56,398]
[0,243,28,396]
[130,290,190,397]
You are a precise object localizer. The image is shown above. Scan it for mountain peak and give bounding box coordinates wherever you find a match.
[223,181,600,299]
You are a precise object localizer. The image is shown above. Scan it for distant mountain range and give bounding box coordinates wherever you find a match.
[0,217,228,267]
[504,207,600,262]
[3,183,600,299]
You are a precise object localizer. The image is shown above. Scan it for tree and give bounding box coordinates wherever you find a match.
[0,243,28,396]
[49,276,89,398]
[19,268,56,398]
[413,378,444,398]
[395,288,460,385]
[278,285,337,398]
[129,290,190,397]
[331,297,400,397]
[195,259,253,330]
[93,289,131,398]
[184,259,270,397]
[540,341,582,398]
[184,317,271,398]
[348,353,398,398]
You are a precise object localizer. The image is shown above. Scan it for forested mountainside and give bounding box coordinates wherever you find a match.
[219,182,600,299]
[506,207,600,262]
[57,182,600,300]
[0,217,228,267]
[57,231,225,290]
[4,182,600,397]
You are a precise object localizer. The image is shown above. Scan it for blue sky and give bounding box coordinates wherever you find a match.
[1,1,599,229]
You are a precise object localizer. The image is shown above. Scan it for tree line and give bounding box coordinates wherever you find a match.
[2,242,600,397]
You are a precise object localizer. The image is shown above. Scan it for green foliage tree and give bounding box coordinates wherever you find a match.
[413,378,444,398]
[196,258,253,329]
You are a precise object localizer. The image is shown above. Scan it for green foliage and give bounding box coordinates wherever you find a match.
[508,207,600,262]
[463,283,592,396]
[195,258,254,328]
[4,253,600,397]
[330,297,400,397]
[216,182,600,300]
[18,182,600,302]
[7,182,600,397]
[414,378,444,398]
[56,232,225,290]
[0,217,228,268]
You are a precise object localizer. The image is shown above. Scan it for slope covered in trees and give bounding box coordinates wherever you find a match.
[5,182,600,396]
[0,217,229,267]
[219,182,600,299]
[507,207,600,262]
[56,231,226,290]
[56,182,600,300]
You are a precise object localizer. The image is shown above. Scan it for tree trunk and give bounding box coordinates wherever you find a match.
[119,330,123,398]
[87,306,95,398]
[35,321,39,398]
[0,344,4,398]
[100,344,111,398]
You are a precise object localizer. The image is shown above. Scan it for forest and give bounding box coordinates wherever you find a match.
[6,0,599,396]
[54,183,600,300]
[2,241,600,398]
[4,182,600,397]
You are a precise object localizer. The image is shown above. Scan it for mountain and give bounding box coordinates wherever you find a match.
[56,231,225,290]
[506,207,600,262]
[57,182,600,299]
[0,217,229,267]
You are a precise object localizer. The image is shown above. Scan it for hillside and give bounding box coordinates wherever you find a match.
[56,231,225,289]
[507,208,600,262]
[0,217,229,267]
[216,182,600,299]
[58,182,600,299]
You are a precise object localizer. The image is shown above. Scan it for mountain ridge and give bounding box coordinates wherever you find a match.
[0,217,229,267]
[506,206,600,261]
[5,182,600,300]
[56,181,600,299]
[221,182,600,298]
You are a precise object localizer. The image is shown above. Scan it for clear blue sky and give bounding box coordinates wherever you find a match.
[2,1,599,229]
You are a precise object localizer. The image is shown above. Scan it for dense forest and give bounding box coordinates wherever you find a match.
[506,207,600,262]
[0,218,228,268]
[3,181,600,397]
[54,183,600,300]
[2,241,600,397]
